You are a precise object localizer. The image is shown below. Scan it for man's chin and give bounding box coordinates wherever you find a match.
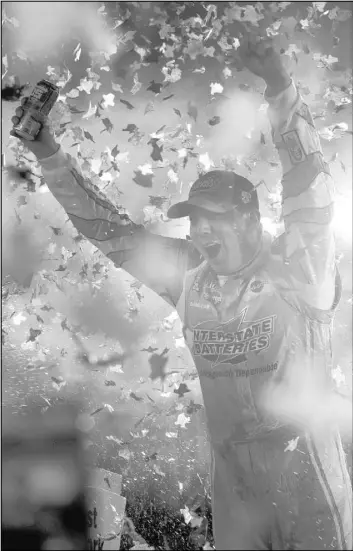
[207,256,241,275]
[203,247,240,274]
[207,257,229,274]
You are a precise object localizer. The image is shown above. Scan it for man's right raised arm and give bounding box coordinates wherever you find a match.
[38,146,196,307]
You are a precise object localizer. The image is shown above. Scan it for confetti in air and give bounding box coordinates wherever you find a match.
[2,3,352,548]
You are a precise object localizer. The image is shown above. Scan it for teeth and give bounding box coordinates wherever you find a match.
[204,242,221,259]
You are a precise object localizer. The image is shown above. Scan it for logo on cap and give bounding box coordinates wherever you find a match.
[241,191,252,204]
[192,176,219,192]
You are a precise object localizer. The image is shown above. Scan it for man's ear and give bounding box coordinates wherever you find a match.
[243,210,260,228]
[232,210,260,233]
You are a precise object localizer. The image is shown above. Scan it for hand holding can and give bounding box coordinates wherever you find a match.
[11,84,61,161]
[12,80,59,140]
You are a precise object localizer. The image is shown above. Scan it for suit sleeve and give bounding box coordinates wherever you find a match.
[265,80,337,309]
[39,147,198,307]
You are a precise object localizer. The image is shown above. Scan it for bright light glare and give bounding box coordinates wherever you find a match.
[261,217,281,237]
[168,218,190,239]
[206,90,265,158]
[333,196,352,242]
[11,3,118,59]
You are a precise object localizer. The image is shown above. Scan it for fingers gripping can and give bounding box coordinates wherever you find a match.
[13,80,59,141]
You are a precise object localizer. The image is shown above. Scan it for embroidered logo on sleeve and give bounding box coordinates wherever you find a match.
[282,130,307,164]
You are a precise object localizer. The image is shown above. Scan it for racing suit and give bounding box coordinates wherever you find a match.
[38,80,352,549]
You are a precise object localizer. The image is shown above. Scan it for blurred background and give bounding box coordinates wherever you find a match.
[2,2,352,549]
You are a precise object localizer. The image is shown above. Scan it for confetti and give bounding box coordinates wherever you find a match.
[175,413,190,429]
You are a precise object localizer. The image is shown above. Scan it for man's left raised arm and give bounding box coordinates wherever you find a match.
[265,79,337,309]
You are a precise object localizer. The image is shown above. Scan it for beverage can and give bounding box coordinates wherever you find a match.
[13,80,59,141]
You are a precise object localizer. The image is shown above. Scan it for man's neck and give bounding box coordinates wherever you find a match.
[216,233,271,282]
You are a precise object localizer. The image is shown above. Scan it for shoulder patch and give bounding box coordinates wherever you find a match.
[282,130,306,164]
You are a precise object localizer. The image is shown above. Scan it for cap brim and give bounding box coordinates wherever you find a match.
[167,197,230,219]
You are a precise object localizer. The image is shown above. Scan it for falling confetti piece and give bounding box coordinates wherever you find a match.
[123,123,138,134]
[174,383,191,398]
[82,102,97,121]
[141,346,159,353]
[175,413,191,429]
[180,505,193,524]
[137,163,153,175]
[148,139,163,162]
[51,380,67,391]
[131,73,142,95]
[84,130,95,143]
[73,43,81,62]
[332,365,346,387]
[187,102,198,122]
[186,401,203,415]
[12,312,27,325]
[199,152,215,171]
[210,82,224,95]
[119,448,132,461]
[112,82,123,93]
[148,196,168,209]
[66,88,80,99]
[133,170,154,188]
[110,144,120,158]
[153,464,166,477]
[208,116,221,126]
[147,80,163,94]
[130,392,143,402]
[145,451,158,462]
[162,310,179,331]
[120,98,135,110]
[144,101,155,115]
[106,435,123,445]
[284,436,300,452]
[149,350,170,382]
[101,117,114,133]
[78,77,95,95]
[102,93,115,108]
[90,407,105,416]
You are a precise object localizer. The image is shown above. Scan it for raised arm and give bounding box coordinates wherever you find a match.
[265,80,336,308]
[11,106,201,307]
[239,36,337,310]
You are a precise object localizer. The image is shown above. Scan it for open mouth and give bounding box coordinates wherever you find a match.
[204,242,222,259]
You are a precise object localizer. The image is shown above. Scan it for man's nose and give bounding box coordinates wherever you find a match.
[195,216,212,234]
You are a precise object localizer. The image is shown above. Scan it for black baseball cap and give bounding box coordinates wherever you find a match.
[167,170,259,219]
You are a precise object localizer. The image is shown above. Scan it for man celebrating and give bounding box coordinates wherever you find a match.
[11,37,352,549]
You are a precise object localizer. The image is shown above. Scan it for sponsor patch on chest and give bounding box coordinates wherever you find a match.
[190,307,276,368]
